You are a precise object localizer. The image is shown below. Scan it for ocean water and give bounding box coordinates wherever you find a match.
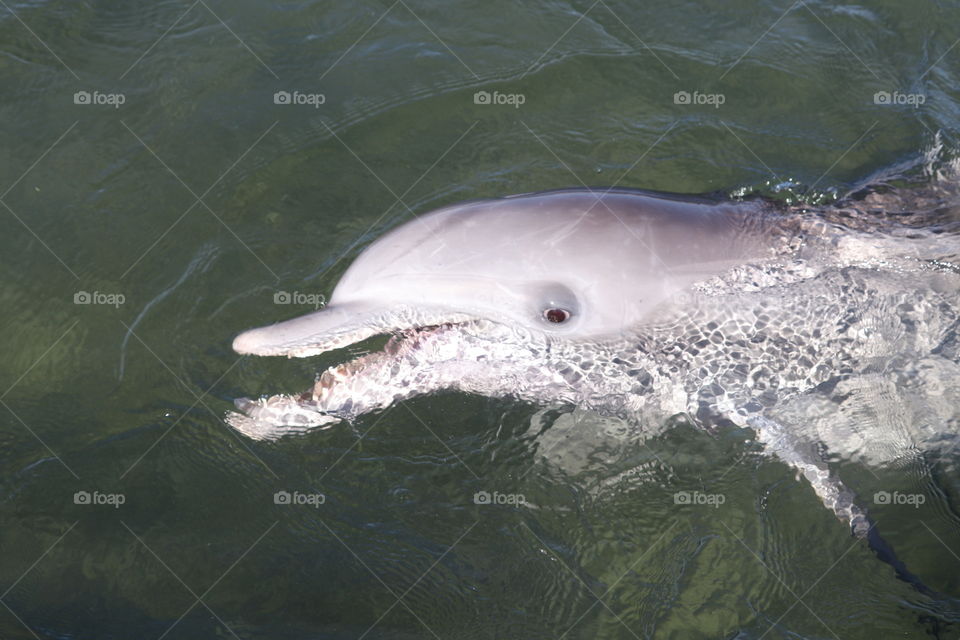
[1,0,959,638]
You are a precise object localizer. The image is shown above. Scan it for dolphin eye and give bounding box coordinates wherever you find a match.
[543,308,571,324]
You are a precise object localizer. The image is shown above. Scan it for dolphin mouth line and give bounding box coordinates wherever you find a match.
[251,318,477,405]
[231,302,479,359]
[233,301,479,358]
[346,321,466,362]
[286,322,462,402]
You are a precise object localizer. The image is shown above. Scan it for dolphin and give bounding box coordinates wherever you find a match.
[229,186,960,592]
[230,188,790,432]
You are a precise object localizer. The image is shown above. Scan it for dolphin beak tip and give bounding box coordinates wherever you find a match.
[232,329,265,355]
[231,302,398,358]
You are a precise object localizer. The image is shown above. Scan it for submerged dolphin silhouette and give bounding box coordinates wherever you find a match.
[229,187,960,592]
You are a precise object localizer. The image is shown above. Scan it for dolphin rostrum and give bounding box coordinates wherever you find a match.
[229,186,960,591]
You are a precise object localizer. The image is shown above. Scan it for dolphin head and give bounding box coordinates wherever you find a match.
[234,189,767,356]
[230,189,772,438]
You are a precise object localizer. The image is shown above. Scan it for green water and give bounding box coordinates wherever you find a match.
[1,0,959,638]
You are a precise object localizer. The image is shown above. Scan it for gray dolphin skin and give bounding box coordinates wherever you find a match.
[229,186,960,587]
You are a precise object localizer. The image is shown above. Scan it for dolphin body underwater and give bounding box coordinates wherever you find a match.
[229,180,960,593]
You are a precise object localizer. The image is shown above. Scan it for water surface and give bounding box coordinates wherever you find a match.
[1,0,959,638]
